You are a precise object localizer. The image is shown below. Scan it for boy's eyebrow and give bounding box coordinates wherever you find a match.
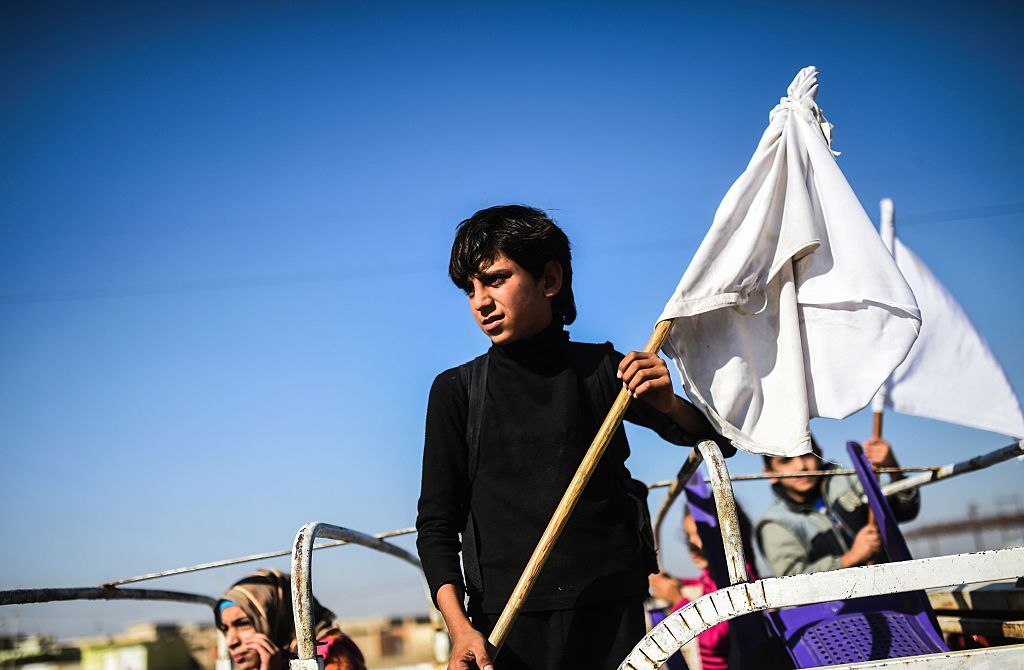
[476,268,513,281]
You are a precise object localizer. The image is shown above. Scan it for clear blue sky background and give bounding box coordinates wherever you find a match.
[2,1,1022,638]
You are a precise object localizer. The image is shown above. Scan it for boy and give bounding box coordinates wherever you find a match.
[416,205,726,670]
[757,436,920,578]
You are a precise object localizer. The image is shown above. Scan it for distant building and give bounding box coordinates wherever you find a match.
[72,623,209,670]
[3,616,441,670]
[336,615,440,669]
[0,634,80,670]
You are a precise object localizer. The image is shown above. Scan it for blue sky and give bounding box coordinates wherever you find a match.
[2,2,1023,638]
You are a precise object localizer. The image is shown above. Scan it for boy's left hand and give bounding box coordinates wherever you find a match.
[618,351,677,414]
[864,437,897,468]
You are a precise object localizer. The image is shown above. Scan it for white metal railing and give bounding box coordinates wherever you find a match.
[626,437,1024,670]
[694,440,749,585]
[288,522,442,670]
[620,546,1024,669]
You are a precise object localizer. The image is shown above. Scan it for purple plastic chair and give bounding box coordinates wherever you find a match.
[761,443,948,667]
[846,440,914,562]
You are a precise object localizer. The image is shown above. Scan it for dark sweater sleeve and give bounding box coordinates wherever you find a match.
[415,370,471,607]
[888,486,921,523]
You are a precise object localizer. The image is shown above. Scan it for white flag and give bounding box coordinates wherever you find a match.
[873,235,1024,438]
[659,67,921,456]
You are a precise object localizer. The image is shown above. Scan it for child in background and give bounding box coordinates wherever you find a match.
[757,436,919,577]
[214,568,366,670]
[649,506,759,670]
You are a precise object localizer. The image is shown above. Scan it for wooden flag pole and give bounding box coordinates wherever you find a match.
[871,198,895,448]
[872,411,884,441]
[865,197,895,532]
[486,319,675,653]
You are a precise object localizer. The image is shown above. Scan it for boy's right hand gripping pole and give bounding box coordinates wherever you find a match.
[486,319,675,655]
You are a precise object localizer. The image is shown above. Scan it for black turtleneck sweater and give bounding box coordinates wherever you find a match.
[415,323,704,614]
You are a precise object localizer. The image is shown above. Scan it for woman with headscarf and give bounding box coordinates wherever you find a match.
[214,568,366,670]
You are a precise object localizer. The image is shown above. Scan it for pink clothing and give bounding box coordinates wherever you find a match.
[674,570,729,670]
[672,562,757,670]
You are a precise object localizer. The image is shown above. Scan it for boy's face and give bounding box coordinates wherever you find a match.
[466,253,561,345]
[765,452,821,502]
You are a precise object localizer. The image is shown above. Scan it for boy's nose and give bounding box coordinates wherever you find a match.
[471,288,494,312]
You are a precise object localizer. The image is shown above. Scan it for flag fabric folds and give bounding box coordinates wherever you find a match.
[872,234,1024,438]
[658,66,921,457]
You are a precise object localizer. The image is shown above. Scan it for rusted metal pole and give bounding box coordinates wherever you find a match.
[103,527,416,587]
[0,587,216,607]
[696,440,749,585]
[487,319,674,654]
[647,466,938,489]
[289,522,426,668]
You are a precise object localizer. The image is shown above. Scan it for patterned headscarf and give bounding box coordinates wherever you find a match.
[214,568,340,654]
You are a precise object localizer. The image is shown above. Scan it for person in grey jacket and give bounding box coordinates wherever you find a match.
[756,436,920,577]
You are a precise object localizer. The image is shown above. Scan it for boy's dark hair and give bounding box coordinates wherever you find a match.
[762,435,823,469]
[449,205,577,325]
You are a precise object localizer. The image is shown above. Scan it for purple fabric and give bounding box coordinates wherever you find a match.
[683,473,733,589]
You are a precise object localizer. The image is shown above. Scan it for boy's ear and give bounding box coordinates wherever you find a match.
[542,260,563,298]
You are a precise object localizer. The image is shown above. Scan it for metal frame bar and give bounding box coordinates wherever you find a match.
[647,441,1022,493]
[288,522,431,670]
[803,644,1024,669]
[653,448,703,560]
[695,440,749,585]
[880,440,1024,498]
[618,546,1024,669]
[0,586,216,607]
[652,441,748,584]
[103,527,417,587]
[648,467,938,489]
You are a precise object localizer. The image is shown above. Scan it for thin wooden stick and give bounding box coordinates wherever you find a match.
[872,410,884,440]
[487,319,674,653]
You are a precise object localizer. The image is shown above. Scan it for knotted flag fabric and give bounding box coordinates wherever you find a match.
[659,66,921,456]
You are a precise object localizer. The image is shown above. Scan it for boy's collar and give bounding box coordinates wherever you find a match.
[490,320,568,361]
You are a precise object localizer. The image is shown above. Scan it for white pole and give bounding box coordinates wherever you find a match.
[871,198,897,433]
